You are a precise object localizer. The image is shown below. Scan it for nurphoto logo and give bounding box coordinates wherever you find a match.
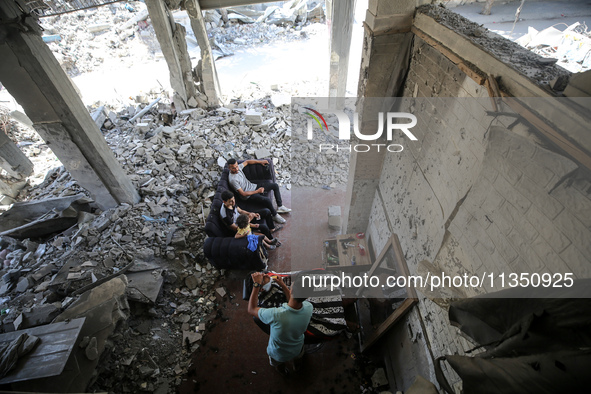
[304,107,418,153]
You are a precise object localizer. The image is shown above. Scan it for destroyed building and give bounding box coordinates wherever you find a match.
[0,0,590,393]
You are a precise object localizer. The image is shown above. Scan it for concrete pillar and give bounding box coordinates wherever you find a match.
[145,0,198,110]
[185,0,222,107]
[0,130,34,179]
[0,0,140,210]
[327,0,356,108]
[343,0,416,233]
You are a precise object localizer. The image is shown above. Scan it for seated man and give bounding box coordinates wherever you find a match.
[220,190,280,242]
[247,272,313,376]
[227,158,291,224]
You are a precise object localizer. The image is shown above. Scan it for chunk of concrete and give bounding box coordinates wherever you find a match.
[245,110,263,125]
[328,205,342,230]
[254,148,272,159]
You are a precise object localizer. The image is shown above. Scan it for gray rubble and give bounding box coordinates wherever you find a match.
[0,85,351,392]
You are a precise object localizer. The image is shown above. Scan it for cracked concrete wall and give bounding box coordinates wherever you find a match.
[366,35,591,391]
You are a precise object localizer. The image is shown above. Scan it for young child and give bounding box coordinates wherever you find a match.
[235,213,281,250]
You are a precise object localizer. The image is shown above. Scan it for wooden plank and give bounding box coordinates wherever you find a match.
[360,298,418,352]
[0,318,85,384]
[484,74,501,112]
[502,96,591,172]
[411,26,485,86]
[356,234,419,352]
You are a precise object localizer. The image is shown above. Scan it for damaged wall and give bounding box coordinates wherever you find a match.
[364,31,591,392]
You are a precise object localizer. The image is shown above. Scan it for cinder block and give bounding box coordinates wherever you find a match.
[136,122,150,132]
[328,205,342,230]
[245,110,263,125]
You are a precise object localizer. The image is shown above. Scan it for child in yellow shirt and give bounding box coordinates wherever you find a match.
[235,213,280,250]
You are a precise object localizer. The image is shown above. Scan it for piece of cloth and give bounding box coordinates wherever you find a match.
[236,224,251,237]
[229,163,257,199]
[258,302,313,363]
[219,204,239,228]
[257,276,347,340]
[0,333,40,378]
[246,234,259,252]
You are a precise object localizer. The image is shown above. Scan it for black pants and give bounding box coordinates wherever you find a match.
[249,181,283,216]
[252,208,274,239]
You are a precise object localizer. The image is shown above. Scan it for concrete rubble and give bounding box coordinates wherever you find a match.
[0,1,353,392]
[39,1,327,79]
[0,79,351,391]
[515,22,591,74]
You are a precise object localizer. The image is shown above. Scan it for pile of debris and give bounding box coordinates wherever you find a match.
[515,22,591,73]
[0,106,60,206]
[39,0,326,78]
[40,2,159,76]
[0,82,352,391]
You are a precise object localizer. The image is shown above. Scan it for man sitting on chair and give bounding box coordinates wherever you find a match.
[227,158,291,224]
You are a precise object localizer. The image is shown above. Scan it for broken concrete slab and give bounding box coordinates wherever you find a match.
[126,268,164,304]
[0,318,85,385]
[21,304,60,329]
[0,194,92,238]
[35,278,129,392]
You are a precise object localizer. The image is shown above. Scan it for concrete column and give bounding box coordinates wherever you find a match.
[0,130,34,179]
[343,0,416,233]
[145,0,198,110]
[327,0,356,108]
[185,0,222,108]
[0,0,140,210]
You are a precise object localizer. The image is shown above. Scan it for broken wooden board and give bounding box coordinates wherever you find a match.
[0,318,85,385]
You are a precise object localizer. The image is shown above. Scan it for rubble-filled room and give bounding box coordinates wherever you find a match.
[0,0,590,393]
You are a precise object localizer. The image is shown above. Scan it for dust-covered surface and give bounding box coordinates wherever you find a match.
[416,4,571,88]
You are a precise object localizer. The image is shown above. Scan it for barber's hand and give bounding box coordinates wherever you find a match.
[251,272,264,285]
[256,187,264,194]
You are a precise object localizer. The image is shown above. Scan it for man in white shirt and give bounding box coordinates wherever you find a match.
[227,158,291,224]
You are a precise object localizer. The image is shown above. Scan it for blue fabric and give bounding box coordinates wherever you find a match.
[258,301,313,362]
[247,234,259,252]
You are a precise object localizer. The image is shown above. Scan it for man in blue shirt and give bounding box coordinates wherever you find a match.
[247,272,313,376]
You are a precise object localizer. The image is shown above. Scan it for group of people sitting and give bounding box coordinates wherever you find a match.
[219,158,291,251]
[219,158,319,376]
